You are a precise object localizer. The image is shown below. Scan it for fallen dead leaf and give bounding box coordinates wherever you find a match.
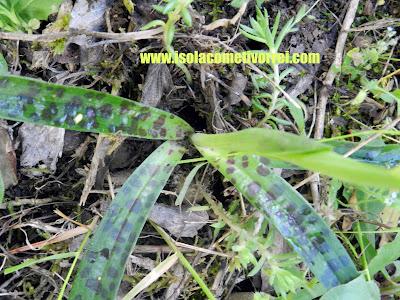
[149,203,209,238]
[10,217,98,254]
[141,64,173,107]
[18,124,64,174]
[227,72,248,106]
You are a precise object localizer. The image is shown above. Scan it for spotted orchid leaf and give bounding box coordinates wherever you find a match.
[0,75,193,140]
[243,140,400,170]
[327,140,400,168]
[196,147,359,288]
[69,141,185,300]
[191,129,400,190]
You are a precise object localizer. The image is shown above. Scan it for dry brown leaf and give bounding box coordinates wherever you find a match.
[18,123,64,174]
[379,206,400,246]
[149,203,209,237]
[227,72,248,106]
[10,217,97,254]
[141,64,173,107]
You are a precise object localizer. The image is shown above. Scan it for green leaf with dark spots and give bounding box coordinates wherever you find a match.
[327,140,400,168]
[191,129,400,190]
[195,146,359,288]
[0,75,193,140]
[69,141,185,300]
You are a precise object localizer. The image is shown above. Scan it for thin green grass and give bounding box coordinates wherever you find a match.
[151,221,216,300]
[4,252,78,275]
[57,224,93,300]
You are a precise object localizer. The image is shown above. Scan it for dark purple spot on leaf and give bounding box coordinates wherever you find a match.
[286,203,296,214]
[108,266,118,278]
[85,278,100,292]
[100,248,110,259]
[79,267,90,278]
[124,222,135,232]
[247,182,261,197]
[138,112,151,121]
[131,201,142,214]
[109,281,116,291]
[176,127,184,138]
[86,106,96,119]
[227,167,235,174]
[153,116,166,130]
[260,157,270,166]
[19,95,34,104]
[116,235,126,243]
[100,104,113,118]
[299,206,312,216]
[257,165,269,176]
[160,128,167,138]
[86,250,97,263]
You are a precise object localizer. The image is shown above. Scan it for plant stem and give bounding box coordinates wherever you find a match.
[356,221,371,281]
[258,62,281,125]
[151,221,216,300]
[269,63,281,115]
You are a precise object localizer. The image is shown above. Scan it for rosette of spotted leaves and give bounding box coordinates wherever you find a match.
[0,75,193,140]
[69,141,185,300]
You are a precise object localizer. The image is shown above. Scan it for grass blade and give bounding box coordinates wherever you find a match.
[69,141,185,300]
[0,75,193,140]
[57,217,98,300]
[122,253,178,300]
[3,252,77,275]
[191,129,400,190]
[196,148,359,288]
[151,221,216,300]
[175,162,207,205]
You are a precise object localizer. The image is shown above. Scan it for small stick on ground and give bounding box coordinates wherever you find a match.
[0,28,163,43]
[310,0,360,208]
[0,198,53,210]
[315,0,360,138]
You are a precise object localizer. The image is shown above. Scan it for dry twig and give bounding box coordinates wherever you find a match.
[0,28,163,43]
